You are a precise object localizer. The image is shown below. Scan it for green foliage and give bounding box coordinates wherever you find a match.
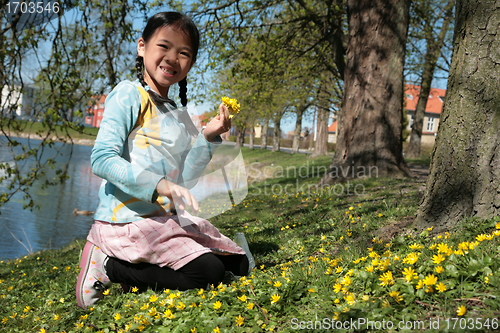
[0,0,157,211]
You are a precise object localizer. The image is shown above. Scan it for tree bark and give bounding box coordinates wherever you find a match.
[321,0,412,184]
[292,103,310,154]
[236,124,246,148]
[414,0,500,232]
[260,120,269,149]
[248,125,255,149]
[406,0,455,159]
[312,106,329,157]
[271,114,282,152]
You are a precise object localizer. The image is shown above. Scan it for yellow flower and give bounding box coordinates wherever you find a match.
[333,282,342,293]
[140,303,149,310]
[402,267,417,283]
[190,328,197,333]
[402,252,419,265]
[247,302,254,310]
[379,271,394,286]
[235,314,244,327]
[457,305,466,316]
[163,309,175,319]
[213,327,220,333]
[270,294,281,304]
[273,281,282,288]
[221,97,240,118]
[476,234,487,242]
[423,274,438,286]
[148,307,158,317]
[341,276,351,286]
[409,243,424,250]
[432,254,445,264]
[131,286,139,293]
[149,294,158,303]
[388,290,403,302]
[114,313,121,320]
[213,301,222,310]
[103,289,110,296]
[436,282,447,293]
[176,301,186,310]
[435,266,444,274]
[53,313,60,320]
[344,293,356,305]
[237,295,247,302]
[365,265,374,273]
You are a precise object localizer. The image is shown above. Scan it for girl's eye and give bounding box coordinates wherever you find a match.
[181,52,191,57]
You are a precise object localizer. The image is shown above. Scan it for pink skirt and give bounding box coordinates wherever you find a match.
[87,211,245,270]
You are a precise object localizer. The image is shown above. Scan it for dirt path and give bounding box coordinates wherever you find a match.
[408,163,430,181]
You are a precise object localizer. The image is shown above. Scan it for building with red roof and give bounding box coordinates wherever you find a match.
[327,84,445,144]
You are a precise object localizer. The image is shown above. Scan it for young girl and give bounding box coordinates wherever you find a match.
[76,11,250,310]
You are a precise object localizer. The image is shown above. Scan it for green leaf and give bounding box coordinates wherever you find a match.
[445,264,459,277]
[468,259,482,276]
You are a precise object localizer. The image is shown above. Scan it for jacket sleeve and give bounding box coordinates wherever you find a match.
[90,81,164,203]
[179,131,223,189]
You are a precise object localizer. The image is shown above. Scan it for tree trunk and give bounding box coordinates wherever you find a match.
[260,120,269,150]
[236,124,246,148]
[292,103,309,154]
[249,125,255,149]
[271,115,282,152]
[312,106,329,157]
[321,0,412,184]
[406,0,455,159]
[414,0,500,232]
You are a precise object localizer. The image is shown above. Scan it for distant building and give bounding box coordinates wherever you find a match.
[326,84,445,145]
[1,84,38,119]
[404,84,445,145]
[84,95,107,128]
[328,119,338,143]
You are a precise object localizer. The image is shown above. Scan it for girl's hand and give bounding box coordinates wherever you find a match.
[156,178,198,212]
[203,103,231,142]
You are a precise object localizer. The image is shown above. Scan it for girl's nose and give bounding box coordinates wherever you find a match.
[164,51,178,64]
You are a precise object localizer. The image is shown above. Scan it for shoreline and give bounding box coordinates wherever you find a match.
[1,131,95,146]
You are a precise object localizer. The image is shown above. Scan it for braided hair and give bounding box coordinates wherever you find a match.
[136,12,199,108]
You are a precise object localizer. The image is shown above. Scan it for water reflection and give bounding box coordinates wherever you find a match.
[0,137,101,260]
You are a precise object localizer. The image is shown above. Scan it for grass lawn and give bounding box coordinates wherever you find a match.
[2,119,99,141]
[1,147,500,332]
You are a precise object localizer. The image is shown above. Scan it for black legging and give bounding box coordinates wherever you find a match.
[106,253,248,292]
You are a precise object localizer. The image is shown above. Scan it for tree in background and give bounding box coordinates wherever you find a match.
[405,0,455,159]
[414,0,500,232]
[321,0,412,184]
[186,0,344,152]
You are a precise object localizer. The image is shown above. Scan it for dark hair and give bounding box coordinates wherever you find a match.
[136,12,200,108]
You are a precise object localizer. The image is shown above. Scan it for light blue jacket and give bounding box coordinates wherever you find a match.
[91,80,221,223]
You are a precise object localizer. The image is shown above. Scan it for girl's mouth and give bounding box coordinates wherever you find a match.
[160,66,176,76]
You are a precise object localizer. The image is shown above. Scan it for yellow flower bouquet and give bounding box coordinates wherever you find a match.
[220,96,240,119]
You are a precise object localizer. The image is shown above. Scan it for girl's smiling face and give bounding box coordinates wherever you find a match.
[138,24,195,98]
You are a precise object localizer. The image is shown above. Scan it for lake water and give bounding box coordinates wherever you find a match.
[0,137,101,260]
[0,137,248,260]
